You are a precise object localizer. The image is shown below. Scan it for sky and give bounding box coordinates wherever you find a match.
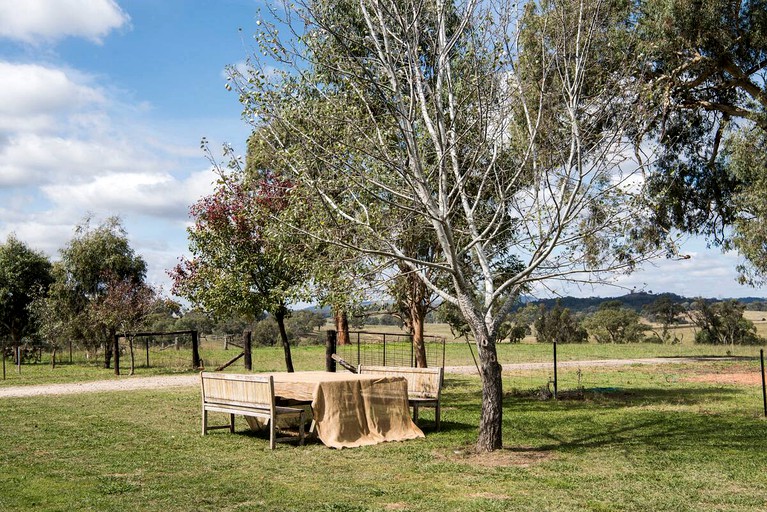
[0,0,763,302]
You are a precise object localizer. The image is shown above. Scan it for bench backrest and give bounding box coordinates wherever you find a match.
[357,365,442,399]
[200,372,275,410]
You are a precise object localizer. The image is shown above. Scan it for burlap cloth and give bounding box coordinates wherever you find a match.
[246,371,424,449]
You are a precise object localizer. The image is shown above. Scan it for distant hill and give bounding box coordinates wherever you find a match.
[523,292,767,314]
[300,292,767,316]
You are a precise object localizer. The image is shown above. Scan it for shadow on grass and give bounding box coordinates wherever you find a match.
[501,385,767,455]
[512,408,767,454]
[506,385,743,411]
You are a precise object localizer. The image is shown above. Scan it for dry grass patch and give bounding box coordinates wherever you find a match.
[383,503,409,510]
[672,361,764,386]
[684,372,762,386]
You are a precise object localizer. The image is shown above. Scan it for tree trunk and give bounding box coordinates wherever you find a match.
[475,330,503,451]
[334,309,350,346]
[458,296,503,452]
[411,302,428,368]
[11,332,20,365]
[275,309,295,373]
[104,342,112,369]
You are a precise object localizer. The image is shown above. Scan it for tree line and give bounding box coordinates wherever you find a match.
[0,221,333,371]
[527,297,764,347]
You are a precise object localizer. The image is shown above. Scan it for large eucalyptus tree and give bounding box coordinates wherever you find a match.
[230,0,669,451]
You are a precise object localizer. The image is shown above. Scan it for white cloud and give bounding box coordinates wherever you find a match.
[0,212,74,257]
[0,0,130,44]
[42,169,216,220]
[0,61,105,135]
[550,248,757,299]
[0,132,157,187]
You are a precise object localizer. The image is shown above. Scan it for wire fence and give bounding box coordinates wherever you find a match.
[335,331,446,369]
[471,339,767,403]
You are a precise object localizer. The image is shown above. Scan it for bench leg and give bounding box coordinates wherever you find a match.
[229,413,235,433]
[435,403,441,431]
[202,408,208,436]
[298,411,305,446]
[269,418,276,450]
[412,403,419,424]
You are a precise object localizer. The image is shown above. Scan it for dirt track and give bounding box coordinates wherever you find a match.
[0,357,748,398]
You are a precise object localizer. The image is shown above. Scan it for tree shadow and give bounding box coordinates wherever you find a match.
[506,386,743,412]
[512,410,767,454]
[503,386,767,454]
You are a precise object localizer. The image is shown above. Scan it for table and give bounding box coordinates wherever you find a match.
[245,371,424,449]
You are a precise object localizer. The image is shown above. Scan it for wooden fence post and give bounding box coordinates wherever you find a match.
[243,331,252,371]
[326,330,337,372]
[113,334,120,376]
[191,330,201,369]
[553,340,558,399]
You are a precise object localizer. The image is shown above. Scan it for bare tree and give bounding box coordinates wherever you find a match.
[231,0,672,451]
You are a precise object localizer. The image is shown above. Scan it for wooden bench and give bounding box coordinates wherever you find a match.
[357,365,443,430]
[200,372,305,449]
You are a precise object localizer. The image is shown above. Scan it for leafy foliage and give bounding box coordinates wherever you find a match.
[633,0,767,281]
[583,301,649,344]
[534,302,588,344]
[643,295,685,342]
[170,145,307,371]
[688,299,763,345]
[0,235,53,346]
[47,217,147,366]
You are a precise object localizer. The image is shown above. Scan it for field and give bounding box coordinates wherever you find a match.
[2,358,767,511]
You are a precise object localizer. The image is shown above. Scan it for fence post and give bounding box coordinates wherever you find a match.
[2,339,5,380]
[410,334,414,368]
[113,334,120,376]
[441,336,446,370]
[761,349,766,417]
[191,330,201,369]
[145,339,150,367]
[243,331,252,371]
[553,340,558,399]
[326,330,337,372]
[383,334,387,366]
[69,340,73,364]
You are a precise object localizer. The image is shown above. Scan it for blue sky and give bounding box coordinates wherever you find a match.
[0,0,763,301]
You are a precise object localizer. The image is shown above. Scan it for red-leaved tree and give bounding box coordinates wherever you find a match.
[170,145,304,372]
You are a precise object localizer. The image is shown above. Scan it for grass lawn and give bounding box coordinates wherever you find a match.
[2,360,767,511]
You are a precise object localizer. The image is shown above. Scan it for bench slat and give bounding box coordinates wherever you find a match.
[357,365,443,430]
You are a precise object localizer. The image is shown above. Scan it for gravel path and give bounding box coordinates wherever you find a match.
[0,374,200,398]
[444,356,734,374]
[0,357,736,398]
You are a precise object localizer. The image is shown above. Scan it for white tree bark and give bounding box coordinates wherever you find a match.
[233,0,672,451]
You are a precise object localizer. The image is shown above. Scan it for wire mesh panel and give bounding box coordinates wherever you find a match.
[336,331,446,369]
[114,331,198,371]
